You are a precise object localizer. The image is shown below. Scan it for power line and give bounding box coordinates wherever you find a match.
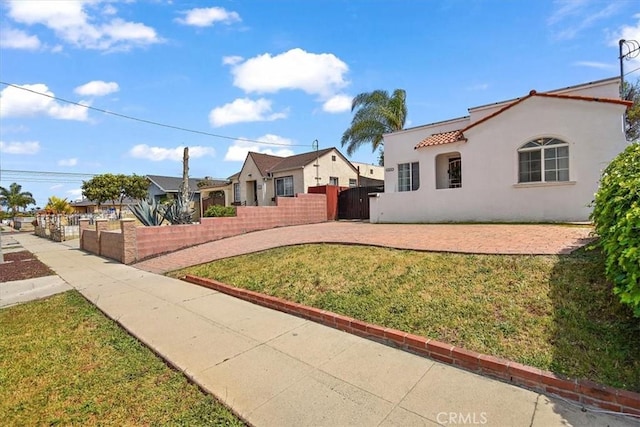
[0,81,313,148]
[0,169,95,184]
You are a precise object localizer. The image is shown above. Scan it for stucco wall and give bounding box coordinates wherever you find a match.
[372,93,628,223]
[301,151,358,189]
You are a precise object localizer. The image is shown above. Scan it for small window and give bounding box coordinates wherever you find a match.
[349,178,357,187]
[398,162,419,192]
[518,138,569,183]
[275,176,294,197]
[233,183,240,202]
[370,169,374,175]
[332,155,336,161]
[329,176,339,186]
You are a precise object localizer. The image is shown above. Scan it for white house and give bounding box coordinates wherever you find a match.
[370,77,632,223]
[235,147,360,206]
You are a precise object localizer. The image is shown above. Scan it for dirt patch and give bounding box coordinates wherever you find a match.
[0,250,56,282]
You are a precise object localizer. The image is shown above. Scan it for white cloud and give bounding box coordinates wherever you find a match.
[0,83,89,121]
[5,0,161,51]
[572,61,614,69]
[67,188,83,200]
[225,134,295,162]
[227,48,349,99]
[129,144,216,162]
[209,98,287,127]
[176,7,241,27]
[58,158,78,166]
[0,27,41,50]
[610,15,640,69]
[222,55,243,65]
[322,94,352,113]
[74,80,119,96]
[548,0,622,40]
[466,83,489,91]
[0,140,40,155]
[50,184,64,190]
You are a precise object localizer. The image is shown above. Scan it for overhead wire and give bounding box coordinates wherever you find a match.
[0,81,313,147]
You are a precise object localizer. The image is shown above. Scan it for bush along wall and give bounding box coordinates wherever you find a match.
[204,205,237,218]
[591,142,640,316]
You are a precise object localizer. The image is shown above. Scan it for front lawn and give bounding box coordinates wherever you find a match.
[171,244,640,392]
[0,291,244,426]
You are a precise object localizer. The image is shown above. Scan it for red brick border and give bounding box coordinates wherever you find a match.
[183,274,640,416]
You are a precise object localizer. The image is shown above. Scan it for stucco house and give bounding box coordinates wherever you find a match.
[235,147,360,206]
[370,77,632,223]
[147,174,205,220]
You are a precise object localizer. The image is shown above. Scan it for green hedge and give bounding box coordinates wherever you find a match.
[591,142,640,317]
[203,205,237,218]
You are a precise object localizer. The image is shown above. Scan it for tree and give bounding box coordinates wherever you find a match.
[81,174,149,216]
[45,196,74,214]
[623,80,640,141]
[0,183,36,215]
[341,89,407,164]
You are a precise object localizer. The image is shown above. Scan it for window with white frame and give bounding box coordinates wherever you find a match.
[518,138,569,183]
[329,176,339,186]
[275,176,294,197]
[398,162,420,191]
[349,178,357,187]
[233,183,240,202]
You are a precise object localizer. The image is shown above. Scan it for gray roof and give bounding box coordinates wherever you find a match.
[146,175,202,193]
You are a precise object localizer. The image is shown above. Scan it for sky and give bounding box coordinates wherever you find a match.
[1,0,639,208]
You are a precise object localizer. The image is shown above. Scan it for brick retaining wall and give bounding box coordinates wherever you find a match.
[80,194,326,264]
[184,274,640,417]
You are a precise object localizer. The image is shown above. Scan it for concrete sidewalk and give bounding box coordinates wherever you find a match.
[10,233,635,427]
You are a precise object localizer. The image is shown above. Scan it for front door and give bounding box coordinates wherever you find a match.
[246,180,258,206]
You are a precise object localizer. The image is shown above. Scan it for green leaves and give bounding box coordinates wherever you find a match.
[81,173,149,208]
[341,89,407,158]
[0,182,36,214]
[591,142,640,316]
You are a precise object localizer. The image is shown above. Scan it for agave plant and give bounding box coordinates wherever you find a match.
[163,196,194,225]
[130,198,166,226]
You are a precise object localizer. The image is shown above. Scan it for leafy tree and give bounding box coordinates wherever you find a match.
[590,142,640,316]
[45,196,74,214]
[81,174,149,216]
[0,183,36,215]
[623,80,640,141]
[341,89,407,163]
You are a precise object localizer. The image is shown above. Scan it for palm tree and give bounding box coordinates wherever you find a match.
[0,182,36,215]
[45,196,74,214]
[341,89,407,161]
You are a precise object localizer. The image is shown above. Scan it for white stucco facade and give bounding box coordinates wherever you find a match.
[370,78,631,223]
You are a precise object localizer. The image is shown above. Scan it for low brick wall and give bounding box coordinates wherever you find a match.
[184,274,640,417]
[80,194,326,264]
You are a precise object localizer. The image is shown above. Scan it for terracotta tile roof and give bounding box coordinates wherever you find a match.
[415,130,465,149]
[414,89,633,150]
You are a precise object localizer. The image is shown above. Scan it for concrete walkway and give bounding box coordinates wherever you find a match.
[6,233,635,426]
[134,222,594,274]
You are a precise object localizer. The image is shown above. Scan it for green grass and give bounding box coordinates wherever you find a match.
[0,291,244,426]
[171,244,640,392]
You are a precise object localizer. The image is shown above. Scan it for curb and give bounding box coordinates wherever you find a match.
[183,274,640,417]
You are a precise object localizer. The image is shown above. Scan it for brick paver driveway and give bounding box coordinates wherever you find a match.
[133,222,594,274]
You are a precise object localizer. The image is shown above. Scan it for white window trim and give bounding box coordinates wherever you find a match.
[517,138,570,184]
[275,176,294,197]
[398,161,420,192]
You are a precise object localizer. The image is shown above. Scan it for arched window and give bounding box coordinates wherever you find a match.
[518,137,569,183]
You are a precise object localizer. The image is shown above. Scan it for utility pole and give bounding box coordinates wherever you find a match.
[312,139,320,184]
[619,39,640,96]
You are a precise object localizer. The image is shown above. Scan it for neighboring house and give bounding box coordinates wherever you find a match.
[370,77,632,223]
[146,174,204,220]
[236,147,360,206]
[198,174,237,213]
[351,162,385,182]
[70,197,138,216]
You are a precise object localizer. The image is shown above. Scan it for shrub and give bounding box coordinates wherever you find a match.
[591,142,640,316]
[204,205,236,217]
